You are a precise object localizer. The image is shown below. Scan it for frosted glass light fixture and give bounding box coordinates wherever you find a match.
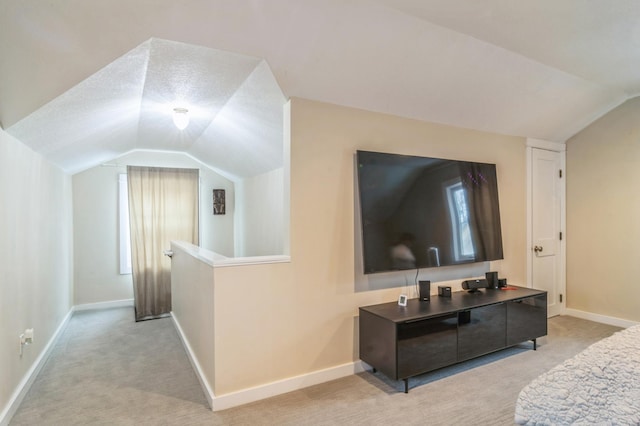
[172,107,189,130]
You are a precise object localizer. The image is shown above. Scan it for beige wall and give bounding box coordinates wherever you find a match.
[566,96,640,322]
[0,128,73,420]
[72,151,235,305]
[210,98,527,395]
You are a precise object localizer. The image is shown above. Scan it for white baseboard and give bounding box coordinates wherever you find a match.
[170,313,214,409]
[0,309,73,426]
[73,299,134,311]
[565,308,639,328]
[169,310,367,412]
[210,361,367,412]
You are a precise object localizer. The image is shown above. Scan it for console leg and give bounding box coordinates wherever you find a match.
[403,378,409,393]
[533,338,537,351]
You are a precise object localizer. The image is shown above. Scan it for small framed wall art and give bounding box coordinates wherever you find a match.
[213,189,226,215]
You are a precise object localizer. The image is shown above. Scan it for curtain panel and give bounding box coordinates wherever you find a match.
[127,166,199,321]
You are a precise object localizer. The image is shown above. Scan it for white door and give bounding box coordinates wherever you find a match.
[529,145,564,317]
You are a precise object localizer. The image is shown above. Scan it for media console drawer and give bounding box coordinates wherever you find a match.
[457,303,506,361]
[359,286,547,393]
[397,314,457,378]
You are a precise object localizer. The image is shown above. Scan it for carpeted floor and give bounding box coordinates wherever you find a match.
[9,308,620,425]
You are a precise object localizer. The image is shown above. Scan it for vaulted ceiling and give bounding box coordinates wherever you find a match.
[2,0,639,176]
[4,38,286,177]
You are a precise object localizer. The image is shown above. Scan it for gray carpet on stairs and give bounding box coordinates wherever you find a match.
[9,307,620,425]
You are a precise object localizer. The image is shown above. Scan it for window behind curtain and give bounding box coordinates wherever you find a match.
[119,173,132,275]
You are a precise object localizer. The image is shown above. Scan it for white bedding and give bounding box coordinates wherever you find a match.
[515,323,640,425]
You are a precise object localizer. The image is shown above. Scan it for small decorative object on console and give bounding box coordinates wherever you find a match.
[461,279,488,292]
[419,280,431,301]
[398,294,408,306]
[438,285,451,297]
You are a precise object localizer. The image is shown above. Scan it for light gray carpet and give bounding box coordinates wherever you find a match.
[9,308,620,425]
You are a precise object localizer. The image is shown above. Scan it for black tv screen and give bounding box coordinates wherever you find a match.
[356,150,504,274]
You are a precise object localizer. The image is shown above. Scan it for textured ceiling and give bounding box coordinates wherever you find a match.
[2,0,639,175]
[5,39,286,177]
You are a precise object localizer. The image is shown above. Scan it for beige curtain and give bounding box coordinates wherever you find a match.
[127,166,199,321]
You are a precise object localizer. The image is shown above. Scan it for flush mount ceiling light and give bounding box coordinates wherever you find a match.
[172,107,190,130]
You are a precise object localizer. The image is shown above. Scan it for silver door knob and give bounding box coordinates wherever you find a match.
[533,246,543,253]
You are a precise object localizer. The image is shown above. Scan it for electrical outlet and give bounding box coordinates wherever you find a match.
[19,328,34,357]
[24,328,34,344]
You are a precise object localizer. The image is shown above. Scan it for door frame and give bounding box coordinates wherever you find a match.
[526,138,566,316]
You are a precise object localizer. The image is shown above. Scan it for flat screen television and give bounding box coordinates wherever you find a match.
[356,150,504,274]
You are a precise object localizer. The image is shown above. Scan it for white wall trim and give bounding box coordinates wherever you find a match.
[526,140,567,316]
[526,138,566,151]
[210,361,368,412]
[73,299,134,311]
[170,313,214,409]
[213,255,291,268]
[565,309,639,329]
[171,240,290,268]
[0,309,73,426]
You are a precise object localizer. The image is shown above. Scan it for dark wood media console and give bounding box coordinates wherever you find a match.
[359,286,547,392]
